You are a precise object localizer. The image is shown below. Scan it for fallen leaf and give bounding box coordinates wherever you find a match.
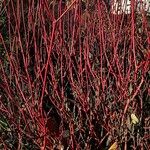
[131,113,139,125]
[108,141,118,150]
